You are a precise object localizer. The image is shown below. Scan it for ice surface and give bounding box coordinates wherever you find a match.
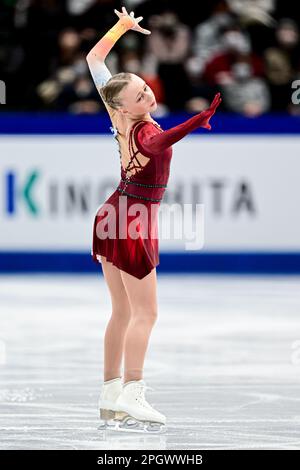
[1,273,300,449]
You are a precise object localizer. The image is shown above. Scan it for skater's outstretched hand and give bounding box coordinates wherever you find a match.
[114,6,151,35]
[198,93,222,130]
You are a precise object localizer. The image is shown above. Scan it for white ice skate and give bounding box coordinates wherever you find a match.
[113,379,166,433]
[98,377,123,430]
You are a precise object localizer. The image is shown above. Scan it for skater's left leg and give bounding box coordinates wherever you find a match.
[101,255,132,382]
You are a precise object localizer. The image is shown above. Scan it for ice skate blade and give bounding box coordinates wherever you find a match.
[98,419,119,431]
[114,414,166,434]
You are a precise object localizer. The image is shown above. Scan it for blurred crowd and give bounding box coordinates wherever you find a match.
[1,0,300,116]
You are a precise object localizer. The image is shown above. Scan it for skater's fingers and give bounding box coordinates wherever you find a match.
[114,8,122,18]
[210,98,221,112]
[212,92,221,105]
[208,102,217,112]
[215,94,222,107]
[211,95,219,108]
[213,98,222,110]
[134,25,151,34]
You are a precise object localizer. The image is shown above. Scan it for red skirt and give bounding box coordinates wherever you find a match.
[91,190,160,279]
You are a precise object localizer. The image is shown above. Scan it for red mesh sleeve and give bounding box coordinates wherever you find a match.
[136,93,222,155]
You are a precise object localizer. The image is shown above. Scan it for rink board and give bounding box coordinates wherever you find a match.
[0,115,299,272]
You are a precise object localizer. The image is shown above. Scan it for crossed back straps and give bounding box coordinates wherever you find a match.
[125,121,148,176]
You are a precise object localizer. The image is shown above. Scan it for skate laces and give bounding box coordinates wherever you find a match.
[134,382,155,409]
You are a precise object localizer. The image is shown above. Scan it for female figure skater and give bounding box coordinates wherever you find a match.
[86,6,221,433]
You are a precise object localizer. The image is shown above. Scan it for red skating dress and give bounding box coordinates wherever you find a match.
[91,119,172,279]
[91,110,216,279]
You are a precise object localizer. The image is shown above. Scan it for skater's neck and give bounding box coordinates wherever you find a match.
[125,111,154,126]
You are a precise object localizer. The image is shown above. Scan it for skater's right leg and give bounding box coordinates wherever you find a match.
[100,255,132,382]
[120,268,158,384]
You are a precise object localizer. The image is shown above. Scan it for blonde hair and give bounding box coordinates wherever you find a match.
[100,72,133,110]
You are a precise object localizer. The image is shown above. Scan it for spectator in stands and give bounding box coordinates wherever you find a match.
[188,1,235,79]
[264,18,300,111]
[1,0,299,116]
[36,52,101,113]
[220,57,271,116]
[146,11,193,111]
[226,0,276,27]
[202,26,264,86]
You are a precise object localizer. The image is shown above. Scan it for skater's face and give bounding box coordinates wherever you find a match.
[118,74,157,117]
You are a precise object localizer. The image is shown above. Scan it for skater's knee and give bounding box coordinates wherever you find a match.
[132,305,158,324]
[111,300,132,323]
[110,290,132,319]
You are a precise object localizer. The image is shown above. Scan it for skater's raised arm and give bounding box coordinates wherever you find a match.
[137,93,222,155]
[86,15,135,92]
[86,6,150,120]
